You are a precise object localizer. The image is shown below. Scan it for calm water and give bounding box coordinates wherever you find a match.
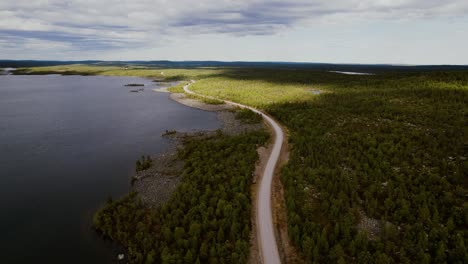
[0,75,220,263]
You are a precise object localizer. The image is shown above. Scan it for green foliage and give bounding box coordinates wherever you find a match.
[185,93,225,105]
[157,68,468,263]
[267,71,468,263]
[201,97,224,105]
[24,64,468,262]
[189,75,314,109]
[135,155,152,172]
[150,68,468,263]
[15,64,222,81]
[167,82,188,93]
[234,108,263,124]
[166,81,224,104]
[94,131,269,263]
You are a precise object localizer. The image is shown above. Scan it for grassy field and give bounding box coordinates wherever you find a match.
[14,64,221,80]
[18,64,468,263]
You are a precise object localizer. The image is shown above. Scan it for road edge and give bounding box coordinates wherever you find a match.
[183,80,283,264]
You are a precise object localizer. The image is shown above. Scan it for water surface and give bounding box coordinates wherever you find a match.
[329,71,375,75]
[0,75,220,263]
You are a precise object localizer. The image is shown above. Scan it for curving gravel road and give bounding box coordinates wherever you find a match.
[184,81,282,264]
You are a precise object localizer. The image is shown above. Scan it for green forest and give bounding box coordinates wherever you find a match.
[93,131,269,263]
[20,65,467,263]
[267,72,468,263]
[234,108,263,124]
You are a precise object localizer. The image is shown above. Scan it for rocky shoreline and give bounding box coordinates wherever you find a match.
[131,91,264,207]
[1,68,16,75]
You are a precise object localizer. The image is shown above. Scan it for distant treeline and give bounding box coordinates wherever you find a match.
[0,60,101,68]
[2,60,468,72]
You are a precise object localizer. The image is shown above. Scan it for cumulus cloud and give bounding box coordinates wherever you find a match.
[0,0,467,55]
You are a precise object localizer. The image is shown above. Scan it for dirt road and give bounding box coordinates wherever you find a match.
[184,81,282,264]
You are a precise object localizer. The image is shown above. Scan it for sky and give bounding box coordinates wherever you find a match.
[0,0,467,64]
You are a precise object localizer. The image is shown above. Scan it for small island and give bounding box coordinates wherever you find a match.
[125,83,145,87]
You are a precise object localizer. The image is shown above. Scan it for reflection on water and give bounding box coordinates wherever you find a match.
[329,71,375,75]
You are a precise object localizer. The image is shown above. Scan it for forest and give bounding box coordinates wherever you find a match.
[93,130,269,263]
[168,69,468,263]
[18,64,467,263]
[267,71,468,263]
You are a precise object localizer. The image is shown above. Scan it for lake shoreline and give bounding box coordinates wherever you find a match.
[131,89,265,208]
[0,74,222,263]
[5,71,264,263]
[93,82,265,262]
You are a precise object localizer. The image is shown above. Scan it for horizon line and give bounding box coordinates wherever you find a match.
[1,59,467,67]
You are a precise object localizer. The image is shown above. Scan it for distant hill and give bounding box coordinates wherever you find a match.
[0,60,101,68]
[1,60,467,72]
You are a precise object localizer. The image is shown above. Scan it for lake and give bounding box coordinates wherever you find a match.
[0,75,220,263]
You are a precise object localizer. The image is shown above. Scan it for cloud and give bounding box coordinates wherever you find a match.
[0,0,467,56]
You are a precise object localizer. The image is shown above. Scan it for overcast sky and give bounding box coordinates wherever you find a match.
[1,0,467,64]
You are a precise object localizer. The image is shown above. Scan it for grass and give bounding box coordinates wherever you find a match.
[189,77,314,109]
[16,65,316,108]
[166,81,188,93]
[185,93,225,105]
[14,64,223,80]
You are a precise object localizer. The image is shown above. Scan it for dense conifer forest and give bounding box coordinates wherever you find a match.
[267,72,467,263]
[19,64,467,263]
[93,131,269,263]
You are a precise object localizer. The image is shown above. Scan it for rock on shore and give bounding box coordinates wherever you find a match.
[132,91,265,208]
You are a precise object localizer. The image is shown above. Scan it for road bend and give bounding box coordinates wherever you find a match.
[184,81,283,264]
